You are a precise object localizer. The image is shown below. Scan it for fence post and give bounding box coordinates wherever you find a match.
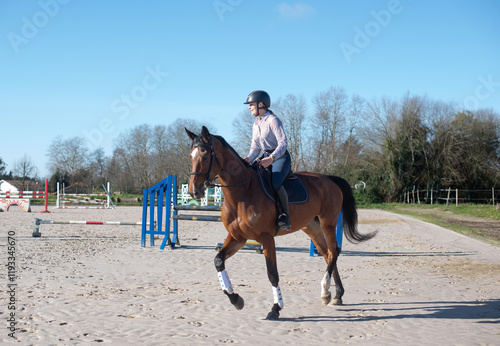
[456,189,458,206]
[141,189,148,247]
[107,182,111,208]
[56,182,60,208]
[39,178,51,213]
[430,186,433,205]
[446,187,451,205]
[493,188,495,206]
[172,175,178,247]
[159,175,173,250]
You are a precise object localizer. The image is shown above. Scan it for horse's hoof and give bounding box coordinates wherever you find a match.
[266,303,281,320]
[224,291,244,310]
[321,292,332,306]
[233,295,244,310]
[331,298,343,306]
[266,310,280,320]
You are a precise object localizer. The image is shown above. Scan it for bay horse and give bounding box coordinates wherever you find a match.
[186,126,376,320]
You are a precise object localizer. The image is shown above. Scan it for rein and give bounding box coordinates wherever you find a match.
[190,136,258,189]
[208,172,258,188]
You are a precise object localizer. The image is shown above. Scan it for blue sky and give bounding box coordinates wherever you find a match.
[1,0,499,178]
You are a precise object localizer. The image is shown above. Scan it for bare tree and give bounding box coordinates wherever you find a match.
[231,107,254,156]
[47,136,90,189]
[333,94,366,180]
[273,94,307,171]
[310,86,348,173]
[166,119,215,183]
[109,120,215,192]
[13,154,39,188]
[114,124,154,191]
[362,96,399,151]
[151,125,170,183]
[108,148,132,193]
[89,148,109,189]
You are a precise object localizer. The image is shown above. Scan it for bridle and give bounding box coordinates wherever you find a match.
[190,136,221,188]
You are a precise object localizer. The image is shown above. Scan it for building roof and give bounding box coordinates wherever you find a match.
[0,180,44,192]
[0,180,19,192]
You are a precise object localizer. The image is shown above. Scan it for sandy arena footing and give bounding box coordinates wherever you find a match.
[1,205,499,345]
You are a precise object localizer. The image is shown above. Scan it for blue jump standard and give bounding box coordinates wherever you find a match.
[141,175,179,250]
[141,175,223,250]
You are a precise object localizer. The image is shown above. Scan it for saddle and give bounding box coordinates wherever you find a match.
[256,165,309,205]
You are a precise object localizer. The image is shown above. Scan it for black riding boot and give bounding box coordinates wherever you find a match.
[276,186,291,232]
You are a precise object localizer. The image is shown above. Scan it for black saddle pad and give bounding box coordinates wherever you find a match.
[257,167,309,205]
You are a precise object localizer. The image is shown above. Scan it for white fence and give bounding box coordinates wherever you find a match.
[402,187,497,206]
[180,184,223,206]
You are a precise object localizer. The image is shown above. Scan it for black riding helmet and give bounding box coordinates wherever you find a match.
[244,90,271,113]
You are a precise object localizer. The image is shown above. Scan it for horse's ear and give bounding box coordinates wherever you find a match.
[185,128,196,141]
[201,126,211,143]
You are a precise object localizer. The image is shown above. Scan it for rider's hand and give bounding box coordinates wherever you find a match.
[243,157,251,163]
[259,156,273,168]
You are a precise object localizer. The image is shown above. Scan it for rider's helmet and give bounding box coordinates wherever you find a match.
[244,90,271,109]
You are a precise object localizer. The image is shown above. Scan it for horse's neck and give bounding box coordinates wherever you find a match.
[217,148,257,202]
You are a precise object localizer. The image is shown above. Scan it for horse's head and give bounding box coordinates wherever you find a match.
[185,126,220,199]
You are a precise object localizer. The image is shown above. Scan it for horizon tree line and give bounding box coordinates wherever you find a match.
[3,88,499,202]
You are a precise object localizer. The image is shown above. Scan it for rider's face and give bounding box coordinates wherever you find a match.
[248,102,263,116]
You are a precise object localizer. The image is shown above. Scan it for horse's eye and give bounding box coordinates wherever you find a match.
[202,155,208,161]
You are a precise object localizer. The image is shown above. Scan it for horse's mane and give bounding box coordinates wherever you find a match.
[212,134,255,170]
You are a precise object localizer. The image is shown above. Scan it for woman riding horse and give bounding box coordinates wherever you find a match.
[243,90,291,233]
[186,125,376,320]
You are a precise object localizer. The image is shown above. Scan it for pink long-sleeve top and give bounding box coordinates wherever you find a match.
[246,111,288,162]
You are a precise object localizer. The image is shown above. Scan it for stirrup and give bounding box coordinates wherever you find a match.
[277,213,291,231]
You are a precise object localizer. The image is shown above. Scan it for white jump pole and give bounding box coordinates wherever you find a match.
[33,218,155,237]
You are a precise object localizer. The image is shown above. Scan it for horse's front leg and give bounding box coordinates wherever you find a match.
[215,234,246,310]
[259,233,283,320]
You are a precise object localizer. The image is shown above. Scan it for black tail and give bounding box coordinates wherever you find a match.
[329,176,377,243]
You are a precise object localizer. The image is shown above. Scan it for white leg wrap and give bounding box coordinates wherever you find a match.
[272,285,284,309]
[218,270,233,294]
[321,272,331,297]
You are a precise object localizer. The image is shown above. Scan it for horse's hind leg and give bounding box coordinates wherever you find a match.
[215,234,246,310]
[258,233,283,320]
[320,221,344,306]
[303,218,341,305]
